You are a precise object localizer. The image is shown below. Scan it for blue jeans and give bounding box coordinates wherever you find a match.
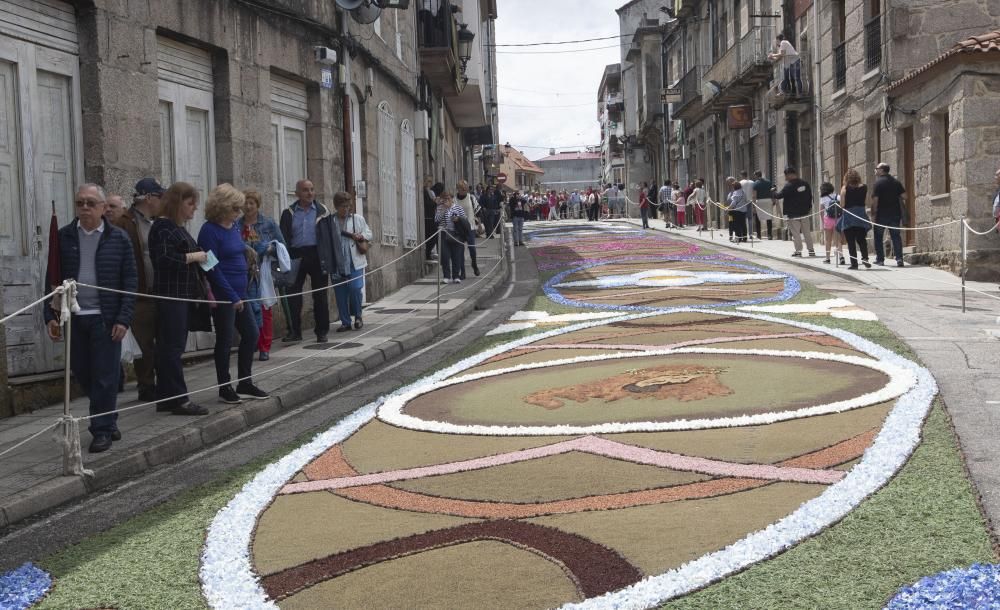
[640,206,650,228]
[155,301,190,409]
[874,217,903,263]
[512,217,524,244]
[783,59,804,95]
[70,314,121,436]
[333,266,364,328]
[440,231,465,279]
[211,303,259,387]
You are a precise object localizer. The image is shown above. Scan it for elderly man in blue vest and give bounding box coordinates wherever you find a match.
[45,184,137,453]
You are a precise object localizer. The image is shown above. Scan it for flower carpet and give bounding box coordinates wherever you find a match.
[197,224,952,609]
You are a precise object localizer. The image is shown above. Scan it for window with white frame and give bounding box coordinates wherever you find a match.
[400,119,417,248]
[270,74,309,217]
[377,101,399,246]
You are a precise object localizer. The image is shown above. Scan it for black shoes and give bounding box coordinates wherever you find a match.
[219,386,243,404]
[336,325,352,333]
[282,334,302,343]
[89,435,112,453]
[172,401,209,416]
[875,259,885,266]
[897,260,905,268]
[137,387,157,402]
[259,351,270,361]
[111,429,122,441]
[235,382,270,400]
[354,318,364,330]
[472,263,481,276]
[316,334,328,344]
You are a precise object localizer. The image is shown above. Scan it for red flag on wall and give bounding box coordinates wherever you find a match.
[46,201,61,289]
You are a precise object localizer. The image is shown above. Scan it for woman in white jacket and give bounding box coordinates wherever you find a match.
[330,192,372,332]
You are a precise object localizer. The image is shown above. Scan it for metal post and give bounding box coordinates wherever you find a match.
[961,215,967,313]
[436,231,442,319]
[747,214,754,248]
[62,283,73,419]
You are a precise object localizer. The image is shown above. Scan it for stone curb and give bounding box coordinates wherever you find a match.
[0,257,511,529]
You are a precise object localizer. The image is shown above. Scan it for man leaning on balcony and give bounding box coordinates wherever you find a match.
[769,33,803,96]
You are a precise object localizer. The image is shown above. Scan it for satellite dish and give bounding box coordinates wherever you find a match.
[351,1,382,24]
[335,0,364,9]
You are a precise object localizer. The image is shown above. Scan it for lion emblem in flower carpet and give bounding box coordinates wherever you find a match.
[524,364,732,410]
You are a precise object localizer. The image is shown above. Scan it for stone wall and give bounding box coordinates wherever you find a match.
[536,158,603,191]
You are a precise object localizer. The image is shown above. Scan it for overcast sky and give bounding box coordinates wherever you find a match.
[495,0,624,161]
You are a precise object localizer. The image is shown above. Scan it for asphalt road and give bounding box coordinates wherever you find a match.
[0,244,540,569]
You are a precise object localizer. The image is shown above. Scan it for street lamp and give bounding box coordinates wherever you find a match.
[457,23,475,75]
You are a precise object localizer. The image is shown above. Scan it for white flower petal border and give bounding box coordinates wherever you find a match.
[376,348,913,435]
[199,308,936,610]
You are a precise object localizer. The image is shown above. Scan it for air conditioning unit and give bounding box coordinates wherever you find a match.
[414,109,429,141]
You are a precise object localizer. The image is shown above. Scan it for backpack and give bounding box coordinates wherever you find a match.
[826,195,843,219]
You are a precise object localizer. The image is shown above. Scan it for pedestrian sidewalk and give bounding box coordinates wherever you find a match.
[0,237,510,529]
[620,217,998,297]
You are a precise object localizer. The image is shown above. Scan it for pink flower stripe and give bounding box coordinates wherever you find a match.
[279,435,844,496]
[519,332,827,353]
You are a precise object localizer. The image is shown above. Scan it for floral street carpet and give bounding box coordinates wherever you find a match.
[199,223,939,609]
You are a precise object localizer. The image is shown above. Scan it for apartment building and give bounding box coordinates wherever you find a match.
[598,64,626,186]
[536,150,603,192]
[0,0,497,397]
[498,144,544,192]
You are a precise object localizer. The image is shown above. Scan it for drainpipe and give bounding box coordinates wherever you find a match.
[812,0,823,187]
[340,9,354,194]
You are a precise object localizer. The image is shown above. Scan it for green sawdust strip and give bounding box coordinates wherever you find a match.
[391,451,709,503]
[530,482,826,576]
[279,540,582,610]
[338,419,573,474]
[404,355,888,427]
[252,492,476,575]
[607,402,893,465]
[661,404,995,610]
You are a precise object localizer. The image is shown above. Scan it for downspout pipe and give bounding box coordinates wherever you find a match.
[812,0,824,187]
[339,8,354,194]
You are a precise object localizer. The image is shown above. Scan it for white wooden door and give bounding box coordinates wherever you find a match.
[0,26,82,376]
[350,92,364,216]
[270,114,306,218]
[270,75,308,218]
[377,101,398,246]
[400,119,417,248]
[157,37,216,350]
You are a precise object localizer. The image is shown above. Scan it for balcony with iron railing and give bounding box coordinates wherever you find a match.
[672,65,706,120]
[701,26,776,110]
[865,15,882,73]
[833,40,847,91]
[418,0,462,96]
[768,49,812,109]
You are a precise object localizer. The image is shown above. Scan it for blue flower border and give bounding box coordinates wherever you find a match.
[0,563,52,610]
[884,564,1000,610]
[543,256,800,312]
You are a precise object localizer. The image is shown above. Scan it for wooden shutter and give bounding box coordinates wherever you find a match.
[0,0,77,54]
[157,37,213,91]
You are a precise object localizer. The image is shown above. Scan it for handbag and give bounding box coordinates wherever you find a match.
[272,257,301,290]
[453,215,471,241]
[351,216,370,255]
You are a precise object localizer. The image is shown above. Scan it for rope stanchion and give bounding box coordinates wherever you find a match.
[58,415,92,477]
[961,215,967,313]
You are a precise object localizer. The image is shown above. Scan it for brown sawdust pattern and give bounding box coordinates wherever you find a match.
[523,365,732,410]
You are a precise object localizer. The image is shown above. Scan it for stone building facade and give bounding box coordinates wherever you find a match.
[497,144,543,192]
[815,1,1000,275]
[0,0,497,403]
[598,63,626,186]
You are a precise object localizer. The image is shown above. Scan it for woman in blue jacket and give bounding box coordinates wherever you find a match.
[236,190,286,361]
[198,184,269,404]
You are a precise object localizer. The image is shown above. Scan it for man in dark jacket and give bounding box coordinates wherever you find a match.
[113,177,163,401]
[871,162,906,267]
[279,179,331,343]
[423,176,441,259]
[45,184,137,453]
[772,166,816,257]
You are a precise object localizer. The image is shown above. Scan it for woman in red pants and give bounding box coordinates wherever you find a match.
[237,190,287,361]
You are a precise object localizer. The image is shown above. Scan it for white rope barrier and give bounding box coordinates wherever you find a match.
[79,228,446,306]
[0,286,65,326]
[964,218,1000,236]
[0,421,61,459]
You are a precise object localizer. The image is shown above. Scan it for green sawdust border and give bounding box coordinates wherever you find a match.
[30,274,996,610]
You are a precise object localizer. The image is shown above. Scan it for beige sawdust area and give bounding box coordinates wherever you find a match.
[403,355,888,427]
[252,492,477,575]
[391,451,710,503]
[277,540,581,610]
[338,420,573,473]
[607,403,892,464]
[529,482,825,575]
